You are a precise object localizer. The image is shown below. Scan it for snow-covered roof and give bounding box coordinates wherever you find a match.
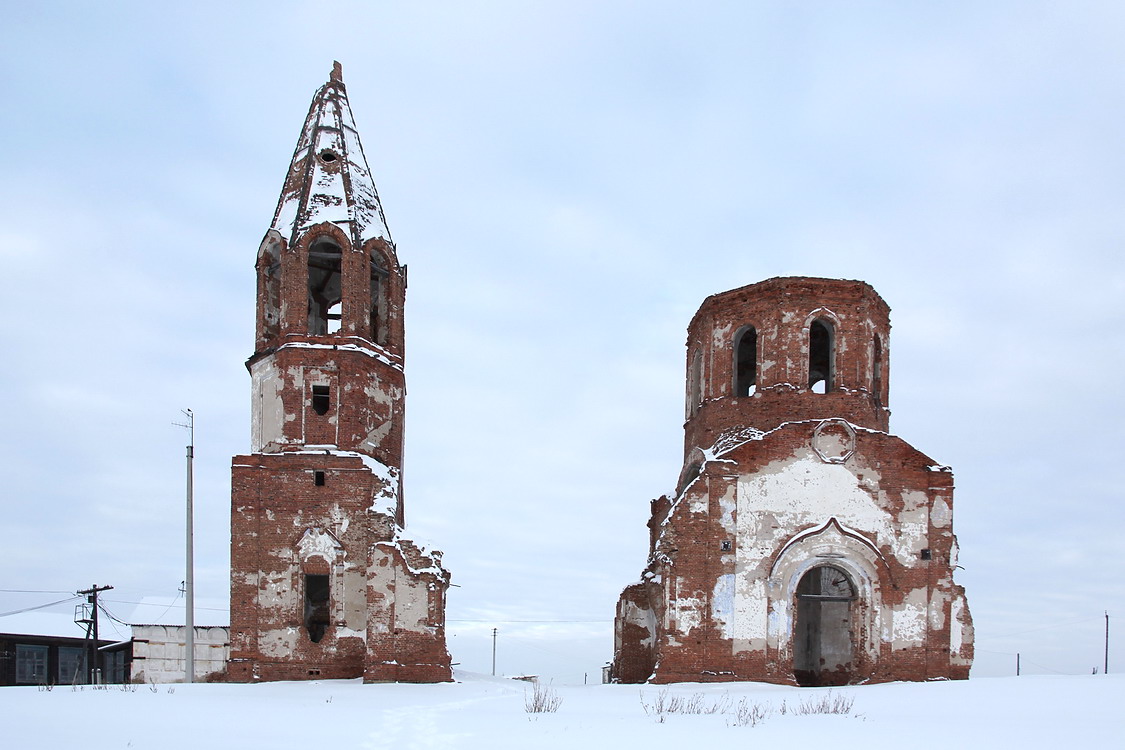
[0,596,229,640]
[270,61,391,249]
[0,610,98,640]
[125,596,229,628]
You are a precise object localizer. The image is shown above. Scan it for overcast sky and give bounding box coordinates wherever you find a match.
[2,1,1123,683]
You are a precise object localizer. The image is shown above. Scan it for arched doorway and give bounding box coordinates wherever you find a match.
[793,564,856,686]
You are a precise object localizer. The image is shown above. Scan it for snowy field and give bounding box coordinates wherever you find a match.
[4,672,1120,749]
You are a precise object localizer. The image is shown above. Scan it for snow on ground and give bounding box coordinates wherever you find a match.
[4,671,1120,749]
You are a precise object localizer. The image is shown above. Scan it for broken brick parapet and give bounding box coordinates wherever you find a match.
[229,451,451,683]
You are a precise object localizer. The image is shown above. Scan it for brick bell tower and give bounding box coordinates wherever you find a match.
[613,277,973,686]
[228,63,452,683]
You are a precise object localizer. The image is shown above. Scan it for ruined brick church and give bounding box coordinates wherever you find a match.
[613,277,973,685]
[228,64,451,683]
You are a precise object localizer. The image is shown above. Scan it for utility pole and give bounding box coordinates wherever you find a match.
[174,408,195,683]
[1105,611,1110,675]
[1016,652,1020,677]
[77,585,113,684]
[492,628,498,676]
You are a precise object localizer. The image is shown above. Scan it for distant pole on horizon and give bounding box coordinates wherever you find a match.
[492,628,498,676]
[174,409,195,683]
[1016,652,1020,676]
[1105,611,1110,675]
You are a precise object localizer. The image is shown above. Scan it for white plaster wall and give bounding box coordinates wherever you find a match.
[394,575,431,630]
[619,599,657,649]
[250,358,285,452]
[730,444,932,656]
[367,547,441,636]
[950,592,973,667]
[130,626,230,683]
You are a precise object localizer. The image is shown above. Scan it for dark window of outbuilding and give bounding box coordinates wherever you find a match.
[16,644,48,684]
[58,646,87,685]
[314,471,325,486]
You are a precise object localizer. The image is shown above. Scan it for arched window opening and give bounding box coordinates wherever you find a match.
[794,565,856,687]
[308,239,342,335]
[808,319,835,393]
[734,326,758,397]
[369,266,383,344]
[304,573,330,643]
[687,351,702,418]
[872,336,884,405]
[259,240,282,340]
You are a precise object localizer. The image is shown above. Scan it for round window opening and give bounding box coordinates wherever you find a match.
[318,150,338,163]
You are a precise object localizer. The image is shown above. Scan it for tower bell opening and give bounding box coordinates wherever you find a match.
[308,239,342,335]
[734,326,757,397]
[369,262,383,344]
[809,319,835,393]
[873,336,884,405]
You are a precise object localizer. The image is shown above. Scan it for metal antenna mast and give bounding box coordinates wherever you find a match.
[173,408,195,683]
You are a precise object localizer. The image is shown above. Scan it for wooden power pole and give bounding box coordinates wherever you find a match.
[77,584,113,683]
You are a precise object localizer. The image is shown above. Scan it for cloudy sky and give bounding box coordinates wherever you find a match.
[2,1,1122,682]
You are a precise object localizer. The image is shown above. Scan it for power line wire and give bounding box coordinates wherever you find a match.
[1018,657,1073,675]
[0,595,81,618]
[97,603,131,626]
[94,603,132,640]
[990,614,1104,639]
[103,598,228,613]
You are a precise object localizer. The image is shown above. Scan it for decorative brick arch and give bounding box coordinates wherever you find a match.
[766,518,891,683]
[296,223,352,335]
[296,526,345,566]
[255,230,286,346]
[362,237,402,350]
